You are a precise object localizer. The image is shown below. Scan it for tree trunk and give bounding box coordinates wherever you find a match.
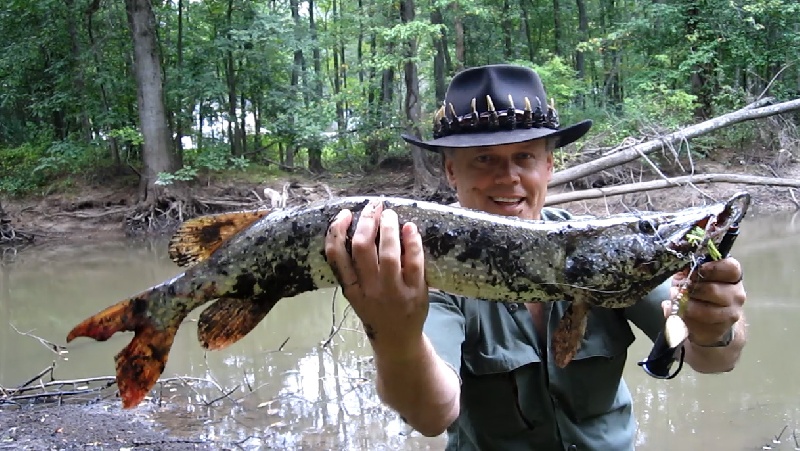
[401,0,438,192]
[357,0,365,85]
[175,0,185,165]
[552,0,562,56]
[125,0,178,201]
[332,0,345,132]
[522,2,534,62]
[64,0,92,142]
[600,0,622,110]
[308,0,324,173]
[685,0,712,119]
[431,7,448,103]
[575,0,587,107]
[310,0,322,96]
[451,3,465,71]
[253,92,261,150]
[239,89,247,155]
[289,0,303,172]
[226,0,241,156]
[502,0,513,59]
[86,0,122,170]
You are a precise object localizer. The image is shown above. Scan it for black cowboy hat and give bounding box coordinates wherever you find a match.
[401,64,592,153]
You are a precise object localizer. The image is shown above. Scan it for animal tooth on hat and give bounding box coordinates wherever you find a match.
[507,94,516,129]
[523,96,533,127]
[470,98,479,126]
[448,103,460,132]
[487,95,499,127]
[533,97,544,124]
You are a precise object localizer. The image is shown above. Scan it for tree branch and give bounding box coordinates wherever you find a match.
[550,97,800,188]
[545,173,800,206]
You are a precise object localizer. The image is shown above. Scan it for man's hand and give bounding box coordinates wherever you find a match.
[668,257,745,347]
[324,199,430,358]
[324,200,460,435]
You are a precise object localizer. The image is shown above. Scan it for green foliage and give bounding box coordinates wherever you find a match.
[34,140,92,176]
[1,0,798,195]
[108,127,144,146]
[155,145,252,186]
[509,57,585,104]
[0,142,49,195]
[625,83,697,127]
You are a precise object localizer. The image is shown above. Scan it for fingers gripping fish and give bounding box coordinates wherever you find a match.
[66,192,750,408]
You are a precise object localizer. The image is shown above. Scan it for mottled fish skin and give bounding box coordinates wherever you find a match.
[66,192,750,409]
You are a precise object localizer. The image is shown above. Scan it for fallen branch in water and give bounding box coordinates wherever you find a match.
[10,324,69,356]
[0,362,231,408]
[545,173,800,206]
[0,362,117,406]
[322,288,355,348]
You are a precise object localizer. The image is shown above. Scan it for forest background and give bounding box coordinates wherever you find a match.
[1,0,799,236]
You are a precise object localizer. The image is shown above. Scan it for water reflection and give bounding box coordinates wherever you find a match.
[1,211,799,450]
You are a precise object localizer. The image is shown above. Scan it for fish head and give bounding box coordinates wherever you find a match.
[654,191,751,258]
[563,192,751,308]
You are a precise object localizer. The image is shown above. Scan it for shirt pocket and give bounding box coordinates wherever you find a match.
[553,307,635,423]
[460,364,548,438]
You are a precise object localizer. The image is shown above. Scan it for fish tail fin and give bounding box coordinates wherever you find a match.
[552,301,591,368]
[66,293,182,409]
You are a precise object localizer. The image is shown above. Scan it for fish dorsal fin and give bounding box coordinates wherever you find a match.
[168,209,271,267]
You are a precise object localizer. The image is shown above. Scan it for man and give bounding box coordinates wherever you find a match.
[324,64,746,450]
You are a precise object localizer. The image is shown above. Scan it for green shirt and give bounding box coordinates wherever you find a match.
[422,207,671,451]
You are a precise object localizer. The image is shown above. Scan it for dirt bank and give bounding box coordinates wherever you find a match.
[2,157,798,247]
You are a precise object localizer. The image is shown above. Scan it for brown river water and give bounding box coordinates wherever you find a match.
[1,210,799,450]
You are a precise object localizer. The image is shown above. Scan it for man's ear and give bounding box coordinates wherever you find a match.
[546,150,554,182]
[444,156,457,189]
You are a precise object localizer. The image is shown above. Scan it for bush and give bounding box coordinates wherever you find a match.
[0,141,48,195]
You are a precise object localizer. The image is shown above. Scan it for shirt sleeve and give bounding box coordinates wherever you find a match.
[624,278,672,342]
[423,290,467,377]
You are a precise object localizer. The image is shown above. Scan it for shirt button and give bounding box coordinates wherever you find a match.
[567,445,578,451]
[507,303,519,313]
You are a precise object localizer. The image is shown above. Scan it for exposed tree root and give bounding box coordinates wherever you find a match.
[123,181,338,236]
[0,201,35,247]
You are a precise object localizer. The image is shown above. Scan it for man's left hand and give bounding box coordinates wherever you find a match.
[667,257,746,346]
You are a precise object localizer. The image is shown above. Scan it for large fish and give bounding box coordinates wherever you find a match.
[67,192,750,408]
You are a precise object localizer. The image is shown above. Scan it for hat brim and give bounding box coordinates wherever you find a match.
[401,119,592,153]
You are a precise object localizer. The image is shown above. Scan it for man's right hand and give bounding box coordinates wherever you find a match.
[324,199,461,436]
[324,199,430,359]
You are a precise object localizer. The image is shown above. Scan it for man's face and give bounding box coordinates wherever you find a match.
[443,139,554,220]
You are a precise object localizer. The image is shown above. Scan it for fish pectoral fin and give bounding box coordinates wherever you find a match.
[197,296,279,350]
[552,300,591,368]
[66,295,183,409]
[168,209,272,267]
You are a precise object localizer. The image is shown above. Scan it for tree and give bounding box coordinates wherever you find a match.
[125,0,179,201]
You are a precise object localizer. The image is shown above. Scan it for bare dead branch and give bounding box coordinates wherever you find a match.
[322,305,354,348]
[10,324,68,356]
[551,97,800,188]
[546,173,800,206]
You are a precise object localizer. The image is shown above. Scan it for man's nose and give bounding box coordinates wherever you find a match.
[494,160,520,184]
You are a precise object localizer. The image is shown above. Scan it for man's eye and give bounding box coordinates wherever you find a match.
[475,155,492,164]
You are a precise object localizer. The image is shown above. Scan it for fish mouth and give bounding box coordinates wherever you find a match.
[664,192,751,257]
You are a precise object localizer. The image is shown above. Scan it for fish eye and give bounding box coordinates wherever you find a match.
[638,219,657,235]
